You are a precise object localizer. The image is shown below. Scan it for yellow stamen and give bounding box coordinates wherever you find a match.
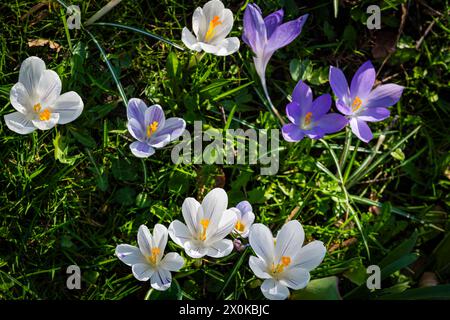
[304,112,313,126]
[271,256,291,274]
[33,103,42,113]
[235,220,245,232]
[39,109,51,121]
[352,96,363,112]
[147,247,161,265]
[200,219,210,241]
[205,15,222,42]
[146,121,159,138]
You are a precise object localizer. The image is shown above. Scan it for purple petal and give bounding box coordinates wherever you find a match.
[357,107,390,122]
[127,98,147,125]
[242,4,267,55]
[148,134,171,148]
[156,117,186,141]
[336,100,352,116]
[236,201,252,215]
[282,123,304,142]
[311,94,332,117]
[264,9,284,38]
[127,118,145,141]
[265,14,308,53]
[350,61,376,99]
[329,66,350,101]
[286,102,302,125]
[317,113,349,134]
[292,81,313,111]
[145,105,165,131]
[304,127,326,140]
[365,84,404,108]
[349,118,373,143]
[130,141,155,158]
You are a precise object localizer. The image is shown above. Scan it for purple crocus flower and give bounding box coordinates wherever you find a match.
[242,4,308,93]
[127,98,186,158]
[282,81,348,142]
[329,61,404,143]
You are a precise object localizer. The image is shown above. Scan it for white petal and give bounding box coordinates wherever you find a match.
[212,37,240,56]
[209,9,234,43]
[52,91,83,124]
[199,42,219,54]
[137,225,154,257]
[148,133,171,148]
[184,240,208,258]
[36,70,61,108]
[249,256,271,279]
[192,7,204,37]
[182,27,202,52]
[168,220,192,248]
[10,82,31,114]
[279,266,310,290]
[206,239,233,258]
[160,252,184,271]
[203,0,225,23]
[291,240,326,271]
[129,141,155,158]
[207,208,237,243]
[275,220,304,263]
[31,112,59,130]
[150,268,172,291]
[19,56,46,95]
[152,224,168,253]
[115,244,146,266]
[242,211,255,228]
[261,279,290,300]
[132,263,154,281]
[249,223,275,264]
[201,188,228,232]
[4,112,36,135]
[182,197,201,236]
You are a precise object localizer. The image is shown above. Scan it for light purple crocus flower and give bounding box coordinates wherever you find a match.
[242,4,308,93]
[329,61,404,143]
[127,98,186,158]
[282,81,348,142]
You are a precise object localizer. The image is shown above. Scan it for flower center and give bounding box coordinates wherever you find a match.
[146,121,159,138]
[235,220,245,232]
[200,219,210,241]
[34,103,52,121]
[147,247,161,265]
[352,96,363,112]
[271,256,291,274]
[304,112,313,126]
[205,15,222,42]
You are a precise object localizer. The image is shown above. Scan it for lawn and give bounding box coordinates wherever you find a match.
[0,0,449,300]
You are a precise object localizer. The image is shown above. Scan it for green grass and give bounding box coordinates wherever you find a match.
[0,0,449,300]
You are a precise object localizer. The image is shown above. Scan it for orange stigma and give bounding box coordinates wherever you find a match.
[205,15,222,41]
[235,220,245,232]
[271,256,291,274]
[352,96,363,112]
[147,247,161,265]
[39,109,51,121]
[200,219,210,241]
[304,112,313,126]
[146,121,159,138]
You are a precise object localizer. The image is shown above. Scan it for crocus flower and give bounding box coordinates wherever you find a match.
[282,81,348,142]
[329,61,404,142]
[242,4,308,91]
[115,224,184,291]
[168,188,238,258]
[248,220,326,300]
[181,0,240,56]
[233,200,255,238]
[127,98,186,158]
[4,56,84,134]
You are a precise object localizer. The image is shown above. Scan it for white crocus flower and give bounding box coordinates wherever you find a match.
[4,56,83,135]
[248,221,326,300]
[181,0,240,56]
[115,224,184,291]
[168,188,238,258]
[233,200,255,238]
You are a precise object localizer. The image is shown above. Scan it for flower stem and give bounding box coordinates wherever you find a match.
[261,78,285,126]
